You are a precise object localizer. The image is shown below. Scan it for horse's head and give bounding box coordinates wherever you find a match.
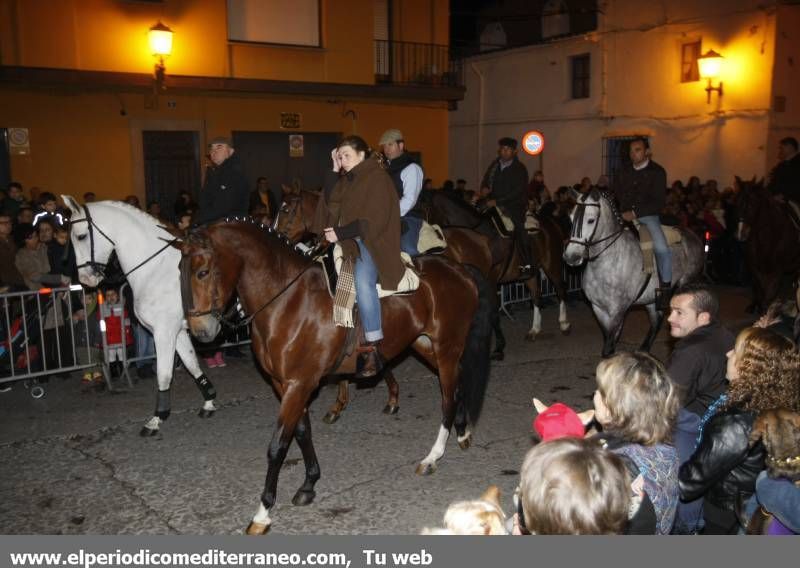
[62,195,115,288]
[563,189,604,267]
[734,176,766,241]
[178,228,238,342]
[275,193,312,242]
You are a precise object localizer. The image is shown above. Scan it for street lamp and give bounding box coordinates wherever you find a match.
[698,49,723,104]
[148,21,173,90]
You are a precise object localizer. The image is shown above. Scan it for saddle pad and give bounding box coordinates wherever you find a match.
[320,244,421,301]
[636,223,682,275]
[489,207,513,238]
[417,221,448,254]
[524,212,541,232]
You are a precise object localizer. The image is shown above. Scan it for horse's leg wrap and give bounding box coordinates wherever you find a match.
[193,373,217,401]
[155,388,171,420]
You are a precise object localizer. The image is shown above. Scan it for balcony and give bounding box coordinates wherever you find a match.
[374,40,463,88]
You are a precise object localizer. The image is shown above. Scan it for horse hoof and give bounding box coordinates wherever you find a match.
[139,427,158,437]
[197,408,215,419]
[245,521,270,536]
[415,462,437,476]
[525,332,538,342]
[382,404,399,415]
[458,436,472,450]
[560,325,571,336]
[292,490,316,506]
[490,350,505,361]
[322,411,340,424]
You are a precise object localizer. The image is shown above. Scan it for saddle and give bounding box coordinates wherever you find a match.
[417,221,448,254]
[488,207,513,238]
[635,222,683,275]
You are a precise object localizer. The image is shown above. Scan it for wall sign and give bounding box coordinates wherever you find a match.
[289,134,304,158]
[281,113,302,129]
[9,128,30,155]
[522,130,545,156]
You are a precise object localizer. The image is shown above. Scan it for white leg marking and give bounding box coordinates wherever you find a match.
[202,400,217,412]
[531,305,542,335]
[457,429,472,445]
[420,424,450,467]
[559,300,571,331]
[144,416,162,431]
[253,502,272,526]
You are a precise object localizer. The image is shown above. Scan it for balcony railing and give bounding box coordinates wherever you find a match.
[374,40,463,88]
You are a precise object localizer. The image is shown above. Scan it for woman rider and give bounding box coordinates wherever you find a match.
[311,135,405,378]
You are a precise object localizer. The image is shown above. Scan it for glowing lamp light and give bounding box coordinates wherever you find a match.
[148,21,174,57]
[697,49,724,104]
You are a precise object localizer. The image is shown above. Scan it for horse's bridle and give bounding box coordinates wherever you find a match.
[275,195,310,239]
[566,193,626,261]
[71,203,116,277]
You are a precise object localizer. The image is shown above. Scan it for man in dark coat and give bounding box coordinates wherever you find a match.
[665,282,735,534]
[613,137,671,310]
[767,136,800,223]
[481,137,533,276]
[195,137,249,225]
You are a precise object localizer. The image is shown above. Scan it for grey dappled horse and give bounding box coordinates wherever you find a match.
[563,189,704,357]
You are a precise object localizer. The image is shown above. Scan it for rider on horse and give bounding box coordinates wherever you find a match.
[379,129,425,256]
[613,137,672,311]
[195,137,250,225]
[767,136,800,226]
[481,137,533,278]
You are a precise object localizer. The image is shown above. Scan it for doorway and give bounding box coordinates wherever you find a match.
[142,130,200,221]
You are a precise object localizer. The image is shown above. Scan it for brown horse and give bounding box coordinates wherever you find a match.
[275,189,491,423]
[419,191,572,343]
[179,220,492,534]
[736,177,800,313]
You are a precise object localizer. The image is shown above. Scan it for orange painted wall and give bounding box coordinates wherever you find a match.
[0,88,450,201]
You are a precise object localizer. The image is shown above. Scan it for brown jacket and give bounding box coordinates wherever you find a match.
[312,157,405,289]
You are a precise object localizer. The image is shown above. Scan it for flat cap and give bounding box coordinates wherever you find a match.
[379,129,404,145]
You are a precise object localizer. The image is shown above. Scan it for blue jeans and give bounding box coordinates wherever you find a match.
[355,239,383,342]
[742,471,800,534]
[400,215,423,257]
[672,408,704,534]
[134,323,155,369]
[639,215,673,284]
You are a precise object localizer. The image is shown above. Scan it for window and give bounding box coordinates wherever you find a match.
[570,53,590,99]
[681,40,701,83]
[227,0,320,47]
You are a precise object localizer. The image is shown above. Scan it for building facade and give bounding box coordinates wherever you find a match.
[0,0,461,208]
[450,0,800,191]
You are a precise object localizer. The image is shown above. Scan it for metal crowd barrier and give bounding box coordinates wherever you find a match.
[498,267,584,319]
[1,285,101,398]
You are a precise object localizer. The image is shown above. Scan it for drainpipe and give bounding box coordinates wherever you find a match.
[470,61,486,187]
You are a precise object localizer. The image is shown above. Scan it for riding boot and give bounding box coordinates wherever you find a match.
[655,280,673,312]
[355,341,384,379]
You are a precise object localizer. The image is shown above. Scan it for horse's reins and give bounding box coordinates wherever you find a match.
[72,203,178,281]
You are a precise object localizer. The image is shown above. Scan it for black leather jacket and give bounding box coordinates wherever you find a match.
[678,409,765,512]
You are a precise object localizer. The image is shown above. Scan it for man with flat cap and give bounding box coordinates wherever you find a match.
[195,136,250,225]
[379,128,425,256]
[481,137,533,276]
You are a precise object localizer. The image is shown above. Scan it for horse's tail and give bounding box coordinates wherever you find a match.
[458,264,493,425]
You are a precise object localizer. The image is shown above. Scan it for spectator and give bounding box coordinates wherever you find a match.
[146,200,163,220]
[124,195,141,209]
[32,192,65,227]
[441,179,455,193]
[2,182,27,218]
[173,190,196,220]
[679,327,800,534]
[592,351,680,534]
[0,213,25,290]
[527,170,548,209]
[177,212,193,231]
[666,282,734,534]
[422,178,434,191]
[17,206,34,225]
[249,177,276,224]
[83,192,96,204]
[514,437,631,535]
[98,287,134,378]
[456,179,467,192]
[37,218,55,244]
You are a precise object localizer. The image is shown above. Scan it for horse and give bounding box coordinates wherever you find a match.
[563,189,704,357]
[61,196,218,435]
[419,191,572,344]
[735,177,800,313]
[274,189,491,423]
[179,220,492,534]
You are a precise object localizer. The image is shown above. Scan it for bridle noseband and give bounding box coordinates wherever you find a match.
[566,193,626,261]
[71,203,116,277]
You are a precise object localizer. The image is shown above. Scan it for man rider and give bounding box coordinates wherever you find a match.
[481,137,533,277]
[195,137,249,225]
[379,129,424,256]
[767,136,800,224]
[613,137,671,310]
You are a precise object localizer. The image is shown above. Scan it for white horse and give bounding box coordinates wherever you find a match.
[62,196,217,435]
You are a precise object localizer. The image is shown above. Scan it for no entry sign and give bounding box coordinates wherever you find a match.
[522,130,545,156]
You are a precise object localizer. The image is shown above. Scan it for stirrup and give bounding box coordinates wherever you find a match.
[655,286,673,312]
[519,264,534,277]
[355,342,383,378]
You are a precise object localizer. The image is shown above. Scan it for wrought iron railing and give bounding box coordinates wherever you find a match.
[374,40,463,87]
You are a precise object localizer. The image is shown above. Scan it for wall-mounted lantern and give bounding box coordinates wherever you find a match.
[698,49,723,104]
[148,21,173,90]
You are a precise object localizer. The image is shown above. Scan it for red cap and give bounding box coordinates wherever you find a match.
[533,402,585,441]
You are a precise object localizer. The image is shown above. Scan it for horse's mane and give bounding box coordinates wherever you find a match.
[585,188,624,226]
[192,217,310,259]
[433,190,482,216]
[103,200,165,227]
